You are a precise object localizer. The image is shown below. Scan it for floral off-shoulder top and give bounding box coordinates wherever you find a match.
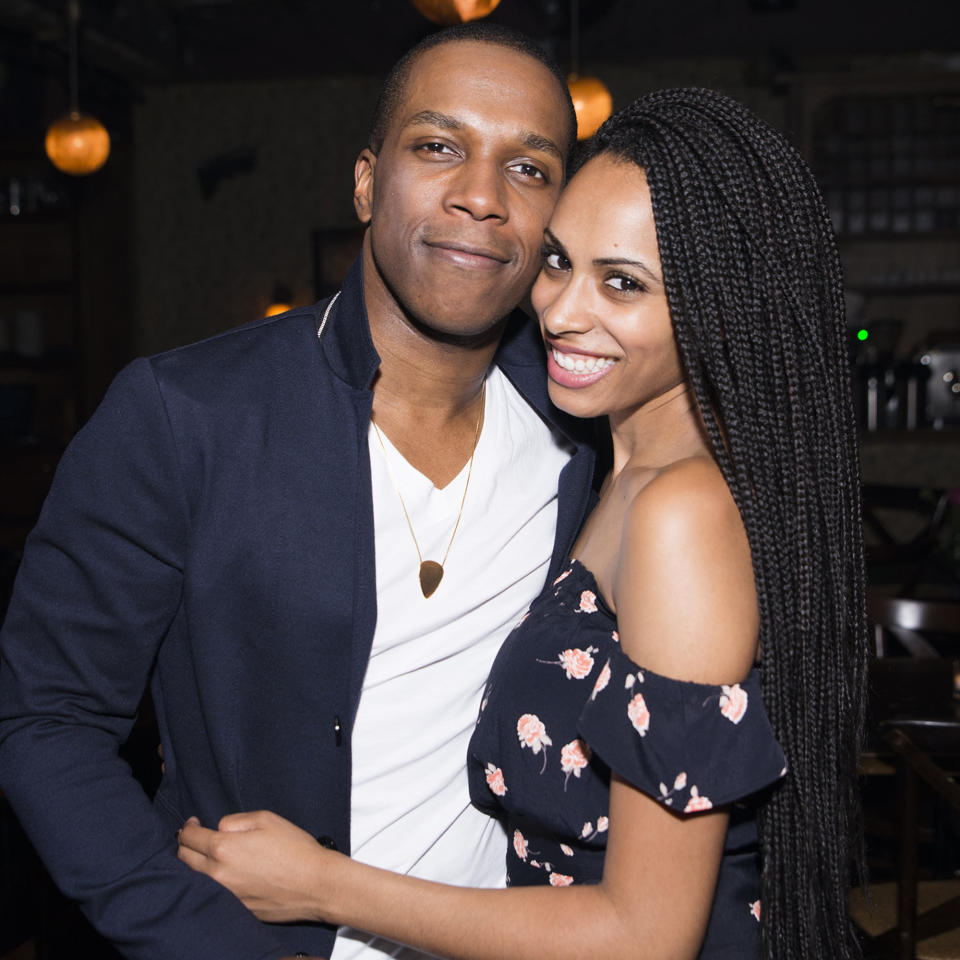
[467,560,786,959]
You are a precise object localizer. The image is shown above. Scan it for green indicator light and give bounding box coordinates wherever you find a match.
[857,329,869,341]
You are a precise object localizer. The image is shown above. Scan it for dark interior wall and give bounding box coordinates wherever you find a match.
[130,49,959,358]
[133,73,381,354]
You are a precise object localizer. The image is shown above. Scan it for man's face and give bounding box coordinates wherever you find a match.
[354,41,570,340]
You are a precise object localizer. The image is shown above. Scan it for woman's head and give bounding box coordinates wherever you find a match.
[545,89,867,959]
[532,155,685,426]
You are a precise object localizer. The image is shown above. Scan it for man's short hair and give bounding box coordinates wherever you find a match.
[368,23,578,162]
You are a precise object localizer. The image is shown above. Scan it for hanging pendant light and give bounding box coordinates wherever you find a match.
[265,282,293,317]
[566,0,612,140]
[409,0,501,26]
[45,0,111,176]
[567,74,613,140]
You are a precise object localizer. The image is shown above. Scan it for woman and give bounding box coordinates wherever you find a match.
[179,88,867,959]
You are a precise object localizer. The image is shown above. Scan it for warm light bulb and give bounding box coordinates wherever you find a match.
[265,301,292,317]
[567,75,613,140]
[409,0,501,25]
[45,110,111,176]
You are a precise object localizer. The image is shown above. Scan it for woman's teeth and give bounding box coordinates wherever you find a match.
[552,349,616,374]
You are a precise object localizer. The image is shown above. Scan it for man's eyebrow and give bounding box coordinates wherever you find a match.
[404,110,462,131]
[403,111,563,163]
[520,132,563,163]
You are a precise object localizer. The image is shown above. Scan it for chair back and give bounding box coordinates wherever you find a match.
[868,594,960,658]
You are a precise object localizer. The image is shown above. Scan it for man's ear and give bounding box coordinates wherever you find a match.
[354,148,376,225]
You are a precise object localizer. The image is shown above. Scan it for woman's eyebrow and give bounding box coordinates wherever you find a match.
[594,257,661,283]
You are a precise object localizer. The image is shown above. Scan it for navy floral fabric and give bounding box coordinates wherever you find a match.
[467,559,786,958]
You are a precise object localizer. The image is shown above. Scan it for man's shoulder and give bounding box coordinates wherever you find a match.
[148,305,324,378]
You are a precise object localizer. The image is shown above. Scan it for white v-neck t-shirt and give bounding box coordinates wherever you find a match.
[331,366,574,960]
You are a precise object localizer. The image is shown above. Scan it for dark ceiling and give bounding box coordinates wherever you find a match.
[0,0,957,105]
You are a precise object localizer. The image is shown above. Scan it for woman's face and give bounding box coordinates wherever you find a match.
[531,153,685,422]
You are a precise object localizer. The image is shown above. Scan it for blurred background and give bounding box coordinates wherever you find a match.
[0,1,958,957]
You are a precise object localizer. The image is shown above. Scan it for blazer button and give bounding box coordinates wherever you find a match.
[316,834,339,850]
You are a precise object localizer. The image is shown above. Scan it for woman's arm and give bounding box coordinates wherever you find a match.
[180,790,728,960]
[179,460,758,960]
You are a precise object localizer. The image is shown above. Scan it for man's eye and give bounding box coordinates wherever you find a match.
[509,162,545,181]
[419,142,455,155]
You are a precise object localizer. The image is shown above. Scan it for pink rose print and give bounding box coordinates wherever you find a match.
[513,829,529,861]
[560,647,595,679]
[560,844,574,857]
[549,872,574,887]
[485,763,507,796]
[576,590,598,613]
[591,661,611,700]
[612,630,619,643]
[749,900,761,923]
[683,786,713,813]
[560,738,591,788]
[553,568,572,587]
[719,684,748,724]
[658,772,688,807]
[538,646,598,679]
[580,817,608,840]
[517,713,552,772]
[627,692,651,736]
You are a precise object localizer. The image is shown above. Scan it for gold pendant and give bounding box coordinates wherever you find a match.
[419,560,444,598]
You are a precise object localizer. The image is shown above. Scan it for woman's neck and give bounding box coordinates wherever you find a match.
[607,384,711,478]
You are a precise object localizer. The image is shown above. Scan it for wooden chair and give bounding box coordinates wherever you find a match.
[862,484,959,599]
[853,596,960,959]
[867,594,960,658]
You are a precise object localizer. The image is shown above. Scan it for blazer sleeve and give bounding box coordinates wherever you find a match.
[0,358,291,960]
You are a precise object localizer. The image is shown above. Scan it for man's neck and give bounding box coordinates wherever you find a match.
[364,278,507,489]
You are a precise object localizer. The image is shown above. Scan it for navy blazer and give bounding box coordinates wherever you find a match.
[0,258,597,960]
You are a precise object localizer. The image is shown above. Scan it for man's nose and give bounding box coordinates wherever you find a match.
[444,158,508,222]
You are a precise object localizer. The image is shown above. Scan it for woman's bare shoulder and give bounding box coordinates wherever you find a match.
[612,456,759,685]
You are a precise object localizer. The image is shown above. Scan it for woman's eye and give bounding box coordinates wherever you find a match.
[605,275,643,293]
[543,251,569,271]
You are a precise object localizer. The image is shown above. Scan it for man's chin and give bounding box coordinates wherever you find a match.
[405,307,511,349]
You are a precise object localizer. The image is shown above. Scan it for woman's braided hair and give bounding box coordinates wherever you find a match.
[580,88,868,958]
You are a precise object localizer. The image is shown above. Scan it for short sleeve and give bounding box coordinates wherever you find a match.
[578,646,786,814]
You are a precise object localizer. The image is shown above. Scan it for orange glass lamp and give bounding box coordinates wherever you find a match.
[266,283,293,317]
[45,1,110,176]
[567,74,613,140]
[45,110,110,176]
[409,0,501,25]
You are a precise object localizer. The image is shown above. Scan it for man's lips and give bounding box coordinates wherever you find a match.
[423,240,511,269]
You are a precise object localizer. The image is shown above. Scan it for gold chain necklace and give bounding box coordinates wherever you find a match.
[371,381,486,598]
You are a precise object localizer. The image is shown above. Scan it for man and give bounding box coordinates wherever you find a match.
[0,23,596,960]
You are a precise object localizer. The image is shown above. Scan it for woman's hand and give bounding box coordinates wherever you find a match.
[177,810,342,923]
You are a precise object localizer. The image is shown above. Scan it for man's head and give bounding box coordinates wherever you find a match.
[354,26,576,342]
[368,23,577,159]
